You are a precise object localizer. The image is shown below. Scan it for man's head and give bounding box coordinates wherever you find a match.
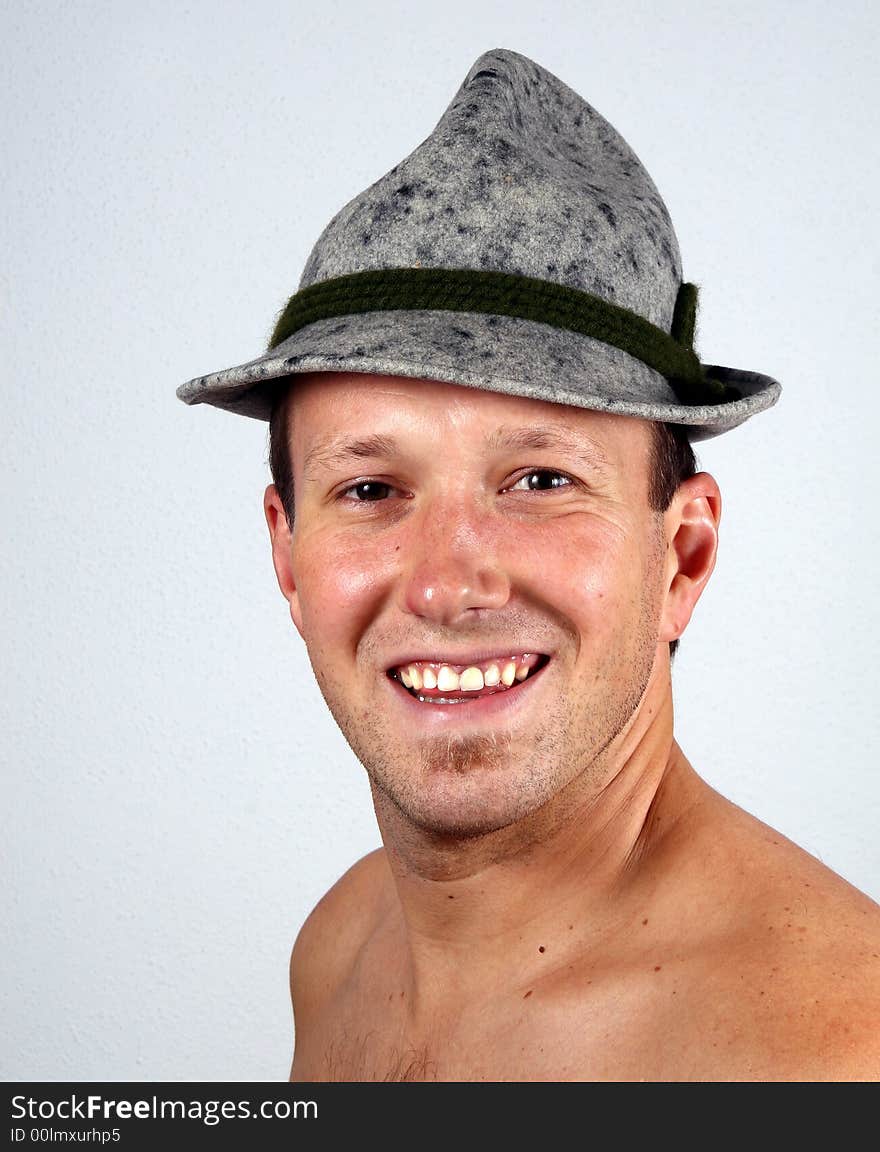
[176,49,774,841]
[263,371,719,839]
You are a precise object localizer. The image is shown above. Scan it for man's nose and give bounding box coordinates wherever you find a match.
[398,502,511,625]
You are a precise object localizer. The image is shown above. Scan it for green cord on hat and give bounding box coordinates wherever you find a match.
[670,281,698,350]
[268,268,737,408]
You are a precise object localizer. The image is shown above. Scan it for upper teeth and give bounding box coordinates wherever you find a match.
[395,654,540,694]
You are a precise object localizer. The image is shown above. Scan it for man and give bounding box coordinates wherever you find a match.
[178,48,880,1081]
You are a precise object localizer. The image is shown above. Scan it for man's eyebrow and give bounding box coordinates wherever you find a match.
[485,423,613,470]
[303,433,401,477]
[302,423,613,477]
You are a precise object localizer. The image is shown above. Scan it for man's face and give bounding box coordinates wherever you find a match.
[271,372,675,839]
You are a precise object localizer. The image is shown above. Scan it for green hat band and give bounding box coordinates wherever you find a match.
[268,268,738,407]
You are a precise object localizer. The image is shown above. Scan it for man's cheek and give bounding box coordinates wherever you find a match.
[547,540,620,608]
[297,548,392,645]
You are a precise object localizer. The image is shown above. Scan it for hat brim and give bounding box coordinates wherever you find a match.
[176,309,780,441]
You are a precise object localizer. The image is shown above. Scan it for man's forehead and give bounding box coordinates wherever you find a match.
[287,371,653,461]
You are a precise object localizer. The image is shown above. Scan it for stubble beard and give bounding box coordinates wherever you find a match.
[307,576,663,841]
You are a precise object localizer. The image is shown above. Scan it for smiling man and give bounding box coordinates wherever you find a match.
[178,49,880,1080]
[265,376,696,846]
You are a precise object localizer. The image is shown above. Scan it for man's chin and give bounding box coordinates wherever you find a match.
[367,733,549,841]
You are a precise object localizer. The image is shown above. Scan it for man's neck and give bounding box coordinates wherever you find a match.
[370,667,702,1019]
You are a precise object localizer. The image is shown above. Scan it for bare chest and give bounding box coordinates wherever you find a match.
[290,939,833,1083]
[291,970,744,1082]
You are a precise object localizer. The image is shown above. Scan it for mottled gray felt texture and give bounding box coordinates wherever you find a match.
[176,47,781,438]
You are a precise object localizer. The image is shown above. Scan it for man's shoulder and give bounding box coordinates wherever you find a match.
[678,798,880,1078]
[752,849,880,1077]
[288,847,390,1024]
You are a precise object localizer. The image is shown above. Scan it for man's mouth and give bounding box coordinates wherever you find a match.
[387,653,550,704]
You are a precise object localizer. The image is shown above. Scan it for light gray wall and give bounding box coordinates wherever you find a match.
[3,0,878,1081]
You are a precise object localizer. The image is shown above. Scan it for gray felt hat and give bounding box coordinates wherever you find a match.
[176,47,781,439]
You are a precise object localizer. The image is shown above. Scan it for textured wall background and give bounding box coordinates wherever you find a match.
[3,0,878,1081]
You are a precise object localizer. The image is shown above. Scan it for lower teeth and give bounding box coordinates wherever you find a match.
[416,695,471,705]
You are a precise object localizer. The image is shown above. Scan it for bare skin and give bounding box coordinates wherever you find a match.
[264,372,880,1082]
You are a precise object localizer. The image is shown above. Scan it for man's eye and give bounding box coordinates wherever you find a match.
[509,470,573,491]
[343,481,394,501]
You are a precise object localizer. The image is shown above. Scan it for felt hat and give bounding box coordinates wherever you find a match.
[176,47,781,440]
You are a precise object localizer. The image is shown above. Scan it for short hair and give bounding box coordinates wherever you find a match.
[267,381,696,658]
[268,383,296,532]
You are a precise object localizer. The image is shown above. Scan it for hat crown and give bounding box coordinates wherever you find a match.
[299,48,682,331]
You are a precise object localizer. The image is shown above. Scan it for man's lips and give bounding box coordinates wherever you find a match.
[386,652,551,701]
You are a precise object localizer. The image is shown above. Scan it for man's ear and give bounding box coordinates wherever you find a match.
[263,483,304,637]
[658,472,722,644]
